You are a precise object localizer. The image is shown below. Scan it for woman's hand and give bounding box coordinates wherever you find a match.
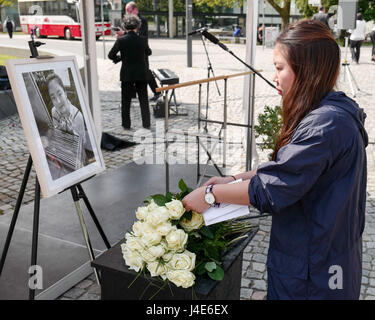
[182,186,210,214]
[203,176,235,187]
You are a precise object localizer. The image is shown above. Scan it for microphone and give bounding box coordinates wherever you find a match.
[201,30,229,51]
[188,27,207,36]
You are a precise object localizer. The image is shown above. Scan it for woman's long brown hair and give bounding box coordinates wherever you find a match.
[272,20,341,160]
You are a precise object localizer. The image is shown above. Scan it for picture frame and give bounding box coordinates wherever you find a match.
[6,56,105,198]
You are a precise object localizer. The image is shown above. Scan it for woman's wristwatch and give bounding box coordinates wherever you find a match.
[205,184,218,207]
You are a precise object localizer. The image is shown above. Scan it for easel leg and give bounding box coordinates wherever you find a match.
[0,156,33,276]
[76,184,111,250]
[70,186,101,286]
[345,66,356,97]
[348,67,360,92]
[29,177,41,300]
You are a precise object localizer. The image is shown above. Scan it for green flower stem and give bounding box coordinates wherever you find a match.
[128,268,143,289]
[227,234,249,246]
[148,280,168,300]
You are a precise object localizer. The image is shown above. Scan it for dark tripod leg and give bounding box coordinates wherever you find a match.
[0,155,33,276]
[29,177,41,300]
[76,184,111,249]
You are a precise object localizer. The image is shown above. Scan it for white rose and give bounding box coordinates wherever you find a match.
[141,227,162,247]
[121,244,144,272]
[165,200,186,220]
[156,222,176,236]
[125,233,144,251]
[147,261,169,278]
[162,251,174,263]
[146,206,170,227]
[166,270,195,288]
[140,244,165,262]
[136,206,149,221]
[132,221,147,237]
[167,250,196,271]
[147,200,159,212]
[166,229,188,251]
[179,211,205,232]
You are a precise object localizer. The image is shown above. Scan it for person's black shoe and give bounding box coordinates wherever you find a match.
[150,93,161,102]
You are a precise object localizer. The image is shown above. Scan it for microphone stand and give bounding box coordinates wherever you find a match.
[200,30,276,90]
[200,34,221,133]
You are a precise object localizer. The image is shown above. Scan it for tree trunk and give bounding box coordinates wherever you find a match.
[281,9,290,29]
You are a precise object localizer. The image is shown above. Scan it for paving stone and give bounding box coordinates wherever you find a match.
[367,287,375,296]
[74,279,94,290]
[252,262,266,273]
[240,288,253,300]
[252,279,267,291]
[246,270,263,280]
[241,278,251,288]
[252,253,267,264]
[251,291,267,300]
[60,287,86,299]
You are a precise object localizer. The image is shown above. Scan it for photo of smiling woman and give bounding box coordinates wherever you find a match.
[22,68,94,180]
[182,20,368,300]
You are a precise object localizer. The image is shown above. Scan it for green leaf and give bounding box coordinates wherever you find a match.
[207,265,224,281]
[166,192,173,202]
[204,246,221,261]
[200,226,214,239]
[204,262,217,272]
[151,194,168,206]
[182,210,193,221]
[189,231,201,239]
[143,196,153,204]
[178,179,188,192]
[195,262,206,276]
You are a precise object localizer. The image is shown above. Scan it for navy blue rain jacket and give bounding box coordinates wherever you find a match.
[249,91,368,299]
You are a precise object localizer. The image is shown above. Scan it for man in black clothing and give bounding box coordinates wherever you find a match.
[312,6,329,29]
[125,1,161,101]
[108,15,151,129]
[4,16,14,39]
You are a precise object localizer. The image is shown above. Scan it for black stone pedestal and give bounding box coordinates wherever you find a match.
[92,227,258,300]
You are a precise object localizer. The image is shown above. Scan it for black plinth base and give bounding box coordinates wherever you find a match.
[92,227,258,300]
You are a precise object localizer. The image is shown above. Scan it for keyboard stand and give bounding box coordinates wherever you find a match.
[163,87,188,117]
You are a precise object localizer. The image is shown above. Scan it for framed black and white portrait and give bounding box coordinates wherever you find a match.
[6,56,105,198]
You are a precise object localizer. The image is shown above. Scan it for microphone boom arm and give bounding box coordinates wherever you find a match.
[200,30,276,90]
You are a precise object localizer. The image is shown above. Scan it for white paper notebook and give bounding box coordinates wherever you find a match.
[202,179,250,226]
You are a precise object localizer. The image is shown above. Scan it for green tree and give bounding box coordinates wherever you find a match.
[266,0,291,29]
[359,0,375,22]
[137,0,244,13]
[0,0,17,16]
[295,0,338,18]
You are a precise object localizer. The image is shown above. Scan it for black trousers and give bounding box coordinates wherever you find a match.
[7,30,13,39]
[350,40,363,62]
[121,81,150,128]
[370,31,375,57]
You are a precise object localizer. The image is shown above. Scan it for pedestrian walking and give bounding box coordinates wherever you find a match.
[3,16,15,39]
[349,13,367,64]
[370,23,375,62]
[182,20,368,300]
[108,14,152,129]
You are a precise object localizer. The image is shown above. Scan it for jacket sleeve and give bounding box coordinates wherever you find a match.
[249,126,333,214]
[108,40,121,63]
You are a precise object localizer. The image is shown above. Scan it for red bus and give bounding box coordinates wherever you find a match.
[18,0,111,40]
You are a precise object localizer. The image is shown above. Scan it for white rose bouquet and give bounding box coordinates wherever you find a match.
[121,179,254,296]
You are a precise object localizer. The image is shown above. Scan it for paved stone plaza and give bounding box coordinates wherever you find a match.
[1,37,375,300]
